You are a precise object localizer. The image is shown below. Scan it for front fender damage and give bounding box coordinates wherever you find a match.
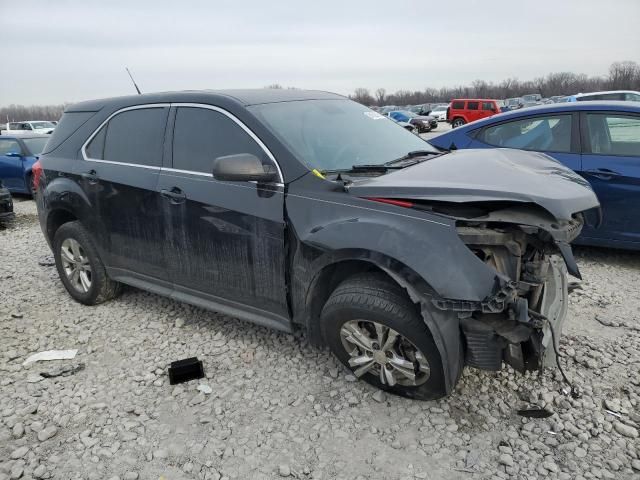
[426,204,584,374]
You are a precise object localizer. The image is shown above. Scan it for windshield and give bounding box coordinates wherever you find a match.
[249,100,438,172]
[31,121,55,129]
[432,106,446,112]
[22,137,49,155]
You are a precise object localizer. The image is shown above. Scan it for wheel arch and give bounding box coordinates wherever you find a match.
[301,250,463,394]
[302,250,437,343]
[45,208,78,244]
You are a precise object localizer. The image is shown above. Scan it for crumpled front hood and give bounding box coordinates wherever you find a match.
[347,148,600,221]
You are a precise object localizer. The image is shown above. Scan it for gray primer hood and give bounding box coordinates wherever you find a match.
[347,148,599,221]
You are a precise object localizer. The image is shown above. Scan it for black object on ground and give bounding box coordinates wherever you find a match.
[517,407,554,418]
[168,357,205,385]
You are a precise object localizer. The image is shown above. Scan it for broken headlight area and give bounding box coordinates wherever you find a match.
[438,216,583,373]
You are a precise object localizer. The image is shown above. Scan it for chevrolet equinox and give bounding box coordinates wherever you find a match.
[35,90,599,400]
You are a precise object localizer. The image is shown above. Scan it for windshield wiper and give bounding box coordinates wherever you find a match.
[320,164,406,174]
[385,150,443,166]
[320,150,443,175]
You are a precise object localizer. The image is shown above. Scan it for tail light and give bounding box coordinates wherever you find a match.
[32,160,43,191]
[364,197,414,208]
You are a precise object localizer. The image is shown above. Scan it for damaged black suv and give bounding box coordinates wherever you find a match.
[35,90,599,399]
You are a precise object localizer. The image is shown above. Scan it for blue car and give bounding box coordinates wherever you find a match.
[0,135,49,195]
[428,101,640,250]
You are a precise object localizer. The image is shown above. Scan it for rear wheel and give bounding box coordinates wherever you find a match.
[321,273,451,400]
[53,221,121,305]
[452,117,466,128]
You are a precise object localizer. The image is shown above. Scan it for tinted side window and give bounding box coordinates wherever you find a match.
[172,107,265,173]
[601,93,625,101]
[482,101,494,111]
[586,114,640,156]
[85,125,106,159]
[451,101,464,109]
[479,114,572,152]
[0,139,21,155]
[467,102,479,110]
[103,108,168,166]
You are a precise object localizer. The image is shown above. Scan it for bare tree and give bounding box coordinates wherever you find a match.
[375,88,386,105]
[608,61,640,90]
[351,88,374,105]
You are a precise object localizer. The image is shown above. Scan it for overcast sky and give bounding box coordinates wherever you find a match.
[1,0,638,106]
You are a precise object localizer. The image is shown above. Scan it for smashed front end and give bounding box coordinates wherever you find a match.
[426,202,590,373]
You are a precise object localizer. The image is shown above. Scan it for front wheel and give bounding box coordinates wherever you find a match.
[321,273,452,400]
[452,118,466,128]
[53,221,121,305]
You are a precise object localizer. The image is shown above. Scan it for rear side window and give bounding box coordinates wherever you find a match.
[42,111,96,154]
[625,93,640,101]
[479,114,572,152]
[585,114,640,156]
[451,101,464,109]
[482,101,495,111]
[98,107,168,166]
[85,126,106,159]
[172,107,265,173]
[467,102,479,110]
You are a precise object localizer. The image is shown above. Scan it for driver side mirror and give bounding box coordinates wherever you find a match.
[212,153,278,182]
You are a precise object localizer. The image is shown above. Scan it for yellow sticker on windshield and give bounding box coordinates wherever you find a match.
[312,169,325,179]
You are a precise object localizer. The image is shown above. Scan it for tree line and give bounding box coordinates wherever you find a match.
[350,61,640,106]
[0,104,67,123]
[2,61,639,121]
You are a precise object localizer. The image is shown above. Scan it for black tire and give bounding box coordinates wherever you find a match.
[53,221,121,305]
[452,117,466,128]
[321,273,452,400]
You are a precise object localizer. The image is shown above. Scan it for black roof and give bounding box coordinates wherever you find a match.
[67,89,346,113]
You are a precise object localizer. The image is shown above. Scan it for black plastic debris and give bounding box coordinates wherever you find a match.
[40,363,85,378]
[168,357,204,385]
[517,407,554,418]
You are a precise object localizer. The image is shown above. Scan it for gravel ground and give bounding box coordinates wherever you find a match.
[1,197,639,480]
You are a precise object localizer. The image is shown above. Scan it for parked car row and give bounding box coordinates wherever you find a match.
[387,110,438,132]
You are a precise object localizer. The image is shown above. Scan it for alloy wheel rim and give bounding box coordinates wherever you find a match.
[60,238,92,293]
[339,320,430,387]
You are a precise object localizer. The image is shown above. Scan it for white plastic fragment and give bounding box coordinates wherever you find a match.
[197,384,213,395]
[23,349,78,366]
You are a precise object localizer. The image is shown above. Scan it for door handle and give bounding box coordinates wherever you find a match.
[583,168,621,181]
[161,188,187,204]
[81,170,99,183]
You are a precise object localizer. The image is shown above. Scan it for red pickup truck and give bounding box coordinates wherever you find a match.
[447,99,501,128]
